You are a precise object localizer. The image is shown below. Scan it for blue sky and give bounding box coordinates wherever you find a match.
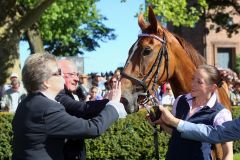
[20,0,144,74]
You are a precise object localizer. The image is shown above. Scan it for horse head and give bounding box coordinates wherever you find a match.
[121,6,178,113]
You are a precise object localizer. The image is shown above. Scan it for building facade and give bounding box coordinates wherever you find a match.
[167,9,240,71]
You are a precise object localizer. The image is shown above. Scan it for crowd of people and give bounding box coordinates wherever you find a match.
[2,63,240,113]
[0,73,27,112]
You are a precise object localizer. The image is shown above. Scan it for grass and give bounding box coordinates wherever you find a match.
[234,153,240,160]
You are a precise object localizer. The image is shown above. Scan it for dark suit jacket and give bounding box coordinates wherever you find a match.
[56,89,109,119]
[55,89,109,160]
[12,92,118,160]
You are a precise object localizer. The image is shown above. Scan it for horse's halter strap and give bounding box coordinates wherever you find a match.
[122,33,169,98]
[138,33,165,43]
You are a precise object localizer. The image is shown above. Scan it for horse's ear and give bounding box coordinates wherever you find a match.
[138,13,148,31]
[148,6,158,33]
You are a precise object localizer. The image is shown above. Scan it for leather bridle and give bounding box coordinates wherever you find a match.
[122,32,169,104]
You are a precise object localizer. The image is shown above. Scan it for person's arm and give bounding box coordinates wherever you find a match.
[177,120,240,143]
[47,81,126,138]
[56,90,108,119]
[45,102,120,139]
[158,105,240,143]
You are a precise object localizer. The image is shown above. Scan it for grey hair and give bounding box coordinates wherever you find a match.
[197,64,223,88]
[22,53,57,93]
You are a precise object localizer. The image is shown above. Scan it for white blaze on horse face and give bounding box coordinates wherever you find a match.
[127,40,139,65]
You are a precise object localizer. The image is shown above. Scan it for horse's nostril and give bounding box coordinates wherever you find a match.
[134,86,144,92]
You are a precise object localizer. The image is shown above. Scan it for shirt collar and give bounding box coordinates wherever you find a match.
[41,91,57,102]
[186,92,217,108]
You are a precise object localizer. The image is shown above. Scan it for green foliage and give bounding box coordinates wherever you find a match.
[40,0,116,56]
[133,0,239,36]
[140,0,208,27]
[232,106,240,153]
[0,113,13,160]
[235,56,240,73]
[86,110,170,159]
[234,153,240,160]
[2,108,240,159]
[17,0,116,56]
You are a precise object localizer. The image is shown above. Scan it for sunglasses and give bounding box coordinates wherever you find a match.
[52,68,62,76]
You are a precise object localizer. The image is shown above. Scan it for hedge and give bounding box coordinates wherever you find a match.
[1,107,240,159]
[0,112,13,160]
[85,110,170,159]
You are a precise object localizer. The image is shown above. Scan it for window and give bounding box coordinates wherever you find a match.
[217,48,235,69]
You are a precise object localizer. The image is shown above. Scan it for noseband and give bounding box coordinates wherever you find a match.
[122,33,169,102]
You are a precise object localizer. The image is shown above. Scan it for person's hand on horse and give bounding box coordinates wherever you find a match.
[108,81,122,102]
[145,105,175,134]
[154,105,180,128]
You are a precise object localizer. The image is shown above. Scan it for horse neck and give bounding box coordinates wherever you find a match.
[167,43,197,97]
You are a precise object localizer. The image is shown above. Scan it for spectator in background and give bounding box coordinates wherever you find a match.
[161,83,175,106]
[1,73,20,96]
[114,68,121,80]
[103,76,118,99]
[156,83,166,102]
[94,73,106,97]
[230,83,240,106]
[1,79,26,112]
[86,86,103,101]
[76,74,91,101]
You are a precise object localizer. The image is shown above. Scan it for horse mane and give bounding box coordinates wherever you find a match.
[173,34,207,67]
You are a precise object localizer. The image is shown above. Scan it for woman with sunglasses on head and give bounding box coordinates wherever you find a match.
[151,64,233,160]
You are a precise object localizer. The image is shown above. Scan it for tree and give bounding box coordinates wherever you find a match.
[0,0,116,85]
[21,0,116,56]
[143,0,207,27]
[206,0,240,37]
[0,0,56,85]
[135,0,239,37]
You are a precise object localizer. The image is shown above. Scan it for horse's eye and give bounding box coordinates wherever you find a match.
[143,47,152,56]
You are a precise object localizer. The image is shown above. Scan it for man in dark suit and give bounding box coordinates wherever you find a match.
[12,53,127,160]
[56,59,121,160]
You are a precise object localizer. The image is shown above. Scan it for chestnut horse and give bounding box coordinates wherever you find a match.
[121,6,231,159]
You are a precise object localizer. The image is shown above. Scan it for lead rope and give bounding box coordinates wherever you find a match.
[146,95,161,160]
[153,124,160,160]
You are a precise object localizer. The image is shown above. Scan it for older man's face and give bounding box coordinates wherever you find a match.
[59,62,79,92]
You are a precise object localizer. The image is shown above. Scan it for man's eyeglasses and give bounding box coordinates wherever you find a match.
[64,72,79,77]
[52,68,62,76]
